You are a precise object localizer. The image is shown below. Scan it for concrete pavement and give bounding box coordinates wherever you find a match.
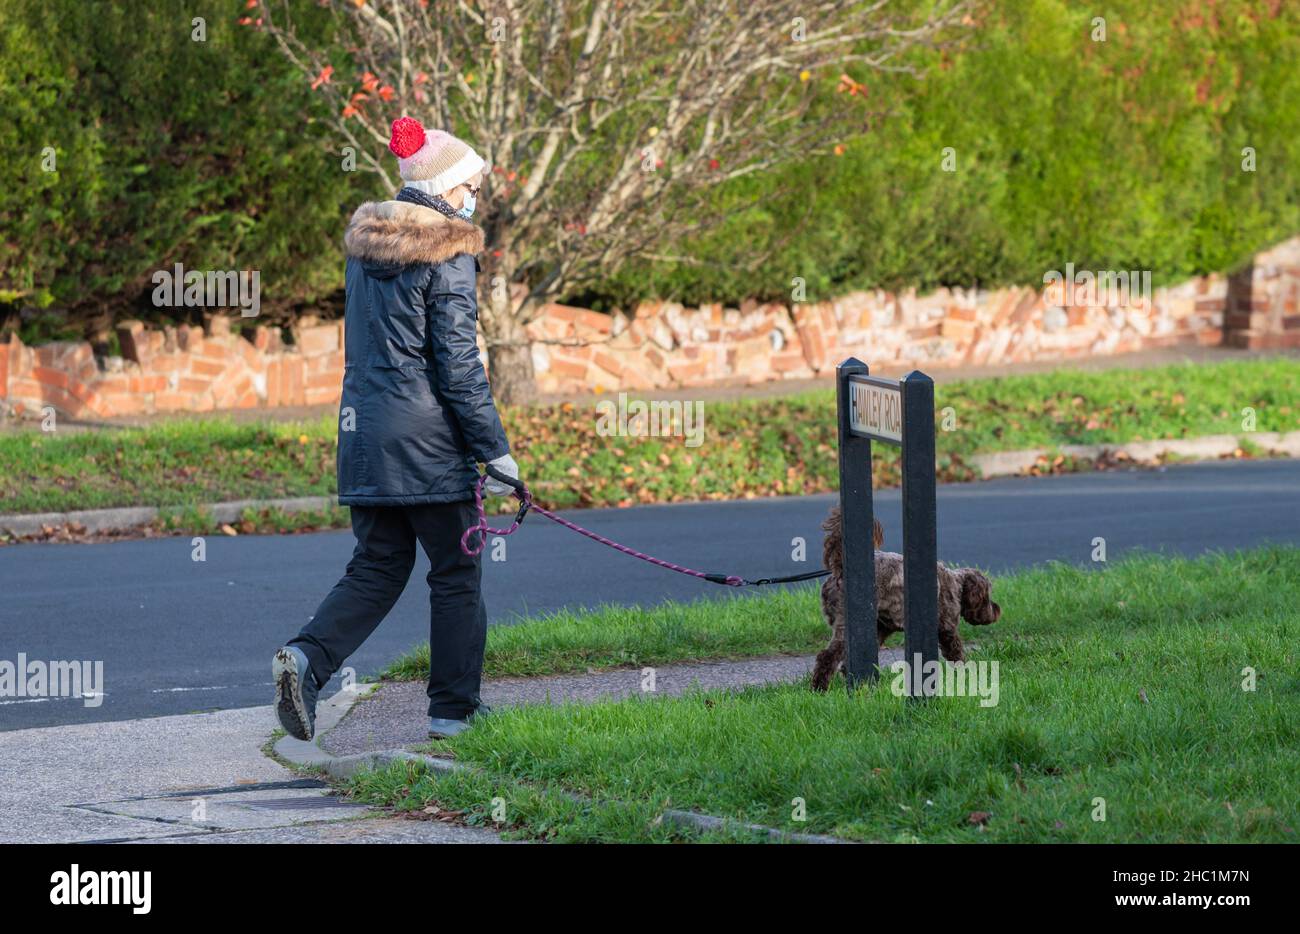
[0,701,503,843]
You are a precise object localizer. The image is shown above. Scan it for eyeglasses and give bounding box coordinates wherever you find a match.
[462,181,482,196]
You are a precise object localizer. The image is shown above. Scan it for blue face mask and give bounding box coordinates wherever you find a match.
[457,191,477,219]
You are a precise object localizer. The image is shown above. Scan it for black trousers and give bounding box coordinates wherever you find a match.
[289,501,487,719]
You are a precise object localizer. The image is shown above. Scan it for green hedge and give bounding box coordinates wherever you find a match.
[586,0,1300,308]
[2,0,1298,322]
[0,0,370,319]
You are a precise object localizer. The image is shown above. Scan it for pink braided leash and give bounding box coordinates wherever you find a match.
[460,473,746,586]
[459,473,531,556]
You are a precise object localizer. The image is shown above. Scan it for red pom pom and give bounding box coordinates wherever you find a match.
[388,117,426,159]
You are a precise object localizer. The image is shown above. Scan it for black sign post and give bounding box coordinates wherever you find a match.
[835,357,877,687]
[900,371,938,698]
[837,359,939,698]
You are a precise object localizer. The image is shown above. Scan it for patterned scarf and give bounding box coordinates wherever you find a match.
[395,185,460,219]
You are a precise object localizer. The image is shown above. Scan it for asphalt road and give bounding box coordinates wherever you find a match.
[3,459,1298,731]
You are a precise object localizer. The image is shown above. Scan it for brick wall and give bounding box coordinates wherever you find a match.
[527,236,1298,391]
[1,315,343,419]
[3,237,1298,419]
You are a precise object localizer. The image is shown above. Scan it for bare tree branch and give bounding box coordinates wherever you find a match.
[257,0,979,402]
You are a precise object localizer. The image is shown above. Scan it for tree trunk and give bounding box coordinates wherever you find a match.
[482,288,537,407]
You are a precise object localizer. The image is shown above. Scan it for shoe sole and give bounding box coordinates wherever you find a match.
[272,648,314,741]
[428,723,471,739]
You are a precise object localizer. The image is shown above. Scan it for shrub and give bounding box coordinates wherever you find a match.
[583,0,1300,308]
[3,0,1297,322]
[0,0,377,325]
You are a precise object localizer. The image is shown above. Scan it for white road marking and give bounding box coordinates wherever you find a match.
[150,683,274,694]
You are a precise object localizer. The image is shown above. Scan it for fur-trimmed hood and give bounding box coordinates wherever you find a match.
[344,200,484,267]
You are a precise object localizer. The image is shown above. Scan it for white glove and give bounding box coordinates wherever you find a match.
[484,453,520,497]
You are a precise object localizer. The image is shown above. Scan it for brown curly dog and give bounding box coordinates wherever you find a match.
[810,507,1001,691]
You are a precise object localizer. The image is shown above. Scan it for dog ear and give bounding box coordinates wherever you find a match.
[961,570,997,621]
[961,570,987,606]
[873,517,884,550]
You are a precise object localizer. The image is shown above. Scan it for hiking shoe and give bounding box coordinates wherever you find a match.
[427,716,473,739]
[428,704,491,739]
[273,646,319,741]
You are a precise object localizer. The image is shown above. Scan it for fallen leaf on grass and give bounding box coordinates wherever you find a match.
[414,803,464,823]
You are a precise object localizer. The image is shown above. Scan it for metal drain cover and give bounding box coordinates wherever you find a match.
[75,785,372,833]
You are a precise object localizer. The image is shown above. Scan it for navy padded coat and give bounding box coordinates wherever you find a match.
[335,199,510,505]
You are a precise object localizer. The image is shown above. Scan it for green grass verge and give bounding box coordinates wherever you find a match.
[381,586,825,681]
[1,418,336,513]
[346,547,1300,843]
[2,357,1297,516]
[155,503,351,536]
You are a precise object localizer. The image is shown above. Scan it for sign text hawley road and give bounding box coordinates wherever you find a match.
[848,375,903,443]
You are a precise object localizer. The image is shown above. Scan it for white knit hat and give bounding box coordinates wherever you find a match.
[388,116,485,196]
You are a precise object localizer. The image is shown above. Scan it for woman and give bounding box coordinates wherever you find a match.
[272,117,519,741]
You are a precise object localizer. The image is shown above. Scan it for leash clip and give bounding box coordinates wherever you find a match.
[512,490,532,526]
[484,462,531,526]
[461,466,533,558]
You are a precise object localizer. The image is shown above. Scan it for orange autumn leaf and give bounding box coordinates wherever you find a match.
[837,73,867,96]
